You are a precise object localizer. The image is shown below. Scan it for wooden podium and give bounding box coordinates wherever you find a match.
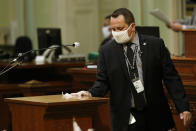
[5,95,111,131]
[183,29,196,57]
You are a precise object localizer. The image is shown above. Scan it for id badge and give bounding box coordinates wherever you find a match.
[132,78,144,93]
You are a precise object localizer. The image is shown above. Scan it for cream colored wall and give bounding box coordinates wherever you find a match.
[0,0,24,45]
[26,0,130,56]
[27,0,63,49]
[0,1,9,27]
[0,0,184,56]
[25,0,101,55]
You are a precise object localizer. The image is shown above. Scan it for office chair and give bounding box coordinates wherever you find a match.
[13,36,36,62]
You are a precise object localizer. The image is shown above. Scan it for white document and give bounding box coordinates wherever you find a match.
[150,8,171,24]
[73,118,82,131]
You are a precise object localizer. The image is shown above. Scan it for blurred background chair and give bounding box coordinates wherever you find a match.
[13,36,36,62]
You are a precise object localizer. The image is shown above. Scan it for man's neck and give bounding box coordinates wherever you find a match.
[130,31,136,42]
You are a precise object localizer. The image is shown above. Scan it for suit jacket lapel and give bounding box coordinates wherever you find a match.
[139,34,148,85]
[114,42,130,81]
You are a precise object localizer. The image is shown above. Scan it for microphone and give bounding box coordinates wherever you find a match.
[10,52,31,64]
[11,42,80,63]
[61,42,80,48]
[0,42,80,76]
[11,53,23,63]
[73,42,80,48]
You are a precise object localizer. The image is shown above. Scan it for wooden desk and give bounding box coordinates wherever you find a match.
[0,61,85,131]
[5,95,111,131]
[183,29,196,57]
[170,56,196,131]
[0,84,22,131]
[0,82,76,131]
[67,67,97,90]
[171,56,196,83]
[0,61,85,83]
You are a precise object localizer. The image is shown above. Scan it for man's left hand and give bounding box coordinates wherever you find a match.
[180,111,192,127]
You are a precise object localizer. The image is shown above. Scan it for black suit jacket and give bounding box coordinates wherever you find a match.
[89,34,189,131]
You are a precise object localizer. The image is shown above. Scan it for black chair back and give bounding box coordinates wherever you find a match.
[13,36,35,62]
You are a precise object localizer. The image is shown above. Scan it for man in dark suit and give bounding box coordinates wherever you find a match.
[73,8,192,131]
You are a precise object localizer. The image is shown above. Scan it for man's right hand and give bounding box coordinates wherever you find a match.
[167,21,183,32]
[71,91,92,97]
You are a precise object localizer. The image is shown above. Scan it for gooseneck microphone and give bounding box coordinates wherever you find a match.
[61,42,80,48]
[11,42,80,63]
[73,42,80,47]
[0,42,80,77]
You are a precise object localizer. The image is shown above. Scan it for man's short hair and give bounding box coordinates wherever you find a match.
[111,8,135,25]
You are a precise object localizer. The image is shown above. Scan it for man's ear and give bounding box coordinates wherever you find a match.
[131,23,136,31]
[128,23,136,36]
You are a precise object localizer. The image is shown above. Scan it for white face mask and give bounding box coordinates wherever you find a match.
[102,26,111,39]
[112,24,133,44]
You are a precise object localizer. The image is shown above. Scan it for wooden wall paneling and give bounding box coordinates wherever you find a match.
[183,30,196,57]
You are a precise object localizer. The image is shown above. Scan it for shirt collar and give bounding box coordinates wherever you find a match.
[132,32,139,46]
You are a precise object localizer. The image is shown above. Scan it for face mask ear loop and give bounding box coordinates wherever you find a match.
[127,23,134,39]
[127,23,133,30]
[127,23,134,36]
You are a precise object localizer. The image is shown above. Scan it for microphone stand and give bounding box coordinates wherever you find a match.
[0,43,79,77]
[0,60,23,77]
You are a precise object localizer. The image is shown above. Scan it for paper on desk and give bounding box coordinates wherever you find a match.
[73,117,94,131]
[62,92,73,99]
[150,8,171,24]
[62,92,89,100]
[73,117,82,131]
